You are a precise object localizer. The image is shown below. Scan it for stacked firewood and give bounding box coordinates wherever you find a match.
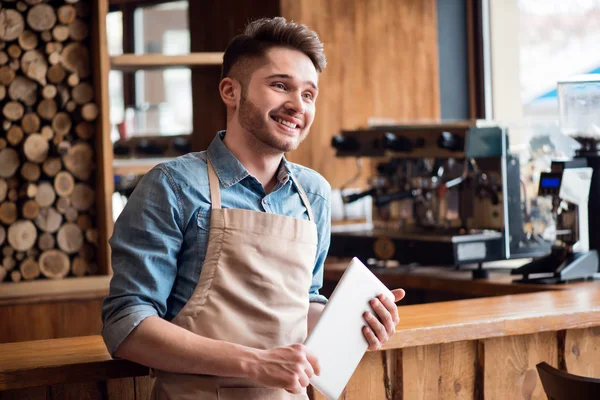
[0,0,98,283]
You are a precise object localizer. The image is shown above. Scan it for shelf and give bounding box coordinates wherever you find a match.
[113,157,175,176]
[0,276,111,306]
[110,53,223,71]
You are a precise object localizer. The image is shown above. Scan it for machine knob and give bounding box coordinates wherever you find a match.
[437,131,464,152]
[383,132,412,152]
[331,135,360,152]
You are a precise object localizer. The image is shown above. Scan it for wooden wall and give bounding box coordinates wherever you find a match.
[0,298,103,343]
[282,0,440,188]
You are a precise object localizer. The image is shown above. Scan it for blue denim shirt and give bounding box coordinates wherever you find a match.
[102,131,331,356]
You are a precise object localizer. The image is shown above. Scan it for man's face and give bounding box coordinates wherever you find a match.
[237,47,319,153]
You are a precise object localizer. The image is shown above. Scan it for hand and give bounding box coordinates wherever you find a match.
[250,343,320,394]
[363,288,405,350]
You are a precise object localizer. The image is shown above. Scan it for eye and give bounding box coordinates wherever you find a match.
[272,82,287,90]
[302,92,314,101]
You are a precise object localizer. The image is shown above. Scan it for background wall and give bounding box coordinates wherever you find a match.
[282,0,440,189]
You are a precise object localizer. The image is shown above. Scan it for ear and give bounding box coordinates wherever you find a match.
[219,77,239,110]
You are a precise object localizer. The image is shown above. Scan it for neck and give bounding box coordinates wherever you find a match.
[223,125,282,193]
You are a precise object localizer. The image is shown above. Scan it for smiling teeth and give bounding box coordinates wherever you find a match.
[276,118,297,129]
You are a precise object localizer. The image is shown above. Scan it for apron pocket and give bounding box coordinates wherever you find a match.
[217,387,306,400]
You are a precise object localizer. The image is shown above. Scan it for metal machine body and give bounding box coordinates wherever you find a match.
[512,161,598,283]
[329,122,550,276]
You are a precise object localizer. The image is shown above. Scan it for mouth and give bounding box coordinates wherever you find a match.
[271,116,301,133]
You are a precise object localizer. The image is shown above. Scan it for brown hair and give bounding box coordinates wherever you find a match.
[221,17,326,82]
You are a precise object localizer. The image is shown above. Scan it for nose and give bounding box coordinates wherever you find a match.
[284,92,305,115]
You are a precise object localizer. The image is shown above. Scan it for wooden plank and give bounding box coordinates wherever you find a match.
[0,299,103,344]
[106,378,135,400]
[49,382,103,400]
[439,341,477,398]
[91,0,115,275]
[339,351,389,400]
[0,303,61,344]
[0,276,110,304]
[281,0,440,189]
[113,157,175,176]
[401,344,441,399]
[401,341,476,399]
[110,53,224,71]
[483,332,558,400]
[565,327,600,378]
[134,376,155,399]
[0,386,47,399]
[57,300,103,339]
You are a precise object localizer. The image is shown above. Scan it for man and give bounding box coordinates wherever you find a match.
[102,17,405,399]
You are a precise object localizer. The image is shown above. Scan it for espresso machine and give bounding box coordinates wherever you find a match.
[328,122,551,278]
[512,74,600,283]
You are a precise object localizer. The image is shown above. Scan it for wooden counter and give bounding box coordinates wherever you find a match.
[1,276,599,399]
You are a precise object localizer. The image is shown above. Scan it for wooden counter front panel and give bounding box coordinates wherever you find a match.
[310,330,598,400]
[402,341,477,399]
[565,327,600,379]
[483,332,558,400]
[0,378,155,400]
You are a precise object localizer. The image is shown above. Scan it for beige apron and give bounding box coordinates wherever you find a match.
[152,157,318,400]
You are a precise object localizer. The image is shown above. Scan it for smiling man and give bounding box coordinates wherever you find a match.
[102,17,404,400]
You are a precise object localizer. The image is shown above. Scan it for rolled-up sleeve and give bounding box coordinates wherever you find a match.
[102,167,183,356]
[309,189,331,305]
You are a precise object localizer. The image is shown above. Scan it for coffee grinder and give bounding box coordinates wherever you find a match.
[513,74,600,283]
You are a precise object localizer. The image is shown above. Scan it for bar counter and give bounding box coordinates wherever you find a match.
[1,264,599,399]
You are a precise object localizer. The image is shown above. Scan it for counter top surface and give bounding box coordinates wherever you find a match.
[385,286,600,349]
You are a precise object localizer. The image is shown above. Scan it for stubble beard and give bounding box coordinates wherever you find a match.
[237,88,308,154]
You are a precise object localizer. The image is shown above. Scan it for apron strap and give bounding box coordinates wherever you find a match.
[207,157,222,209]
[293,179,315,222]
[209,154,314,221]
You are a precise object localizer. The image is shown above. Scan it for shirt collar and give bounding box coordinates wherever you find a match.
[207,131,293,189]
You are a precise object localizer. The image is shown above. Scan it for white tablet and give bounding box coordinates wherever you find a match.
[304,257,394,400]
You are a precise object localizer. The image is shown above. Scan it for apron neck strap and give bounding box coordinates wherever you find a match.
[208,155,315,221]
[207,157,222,209]
[293,179,315,222]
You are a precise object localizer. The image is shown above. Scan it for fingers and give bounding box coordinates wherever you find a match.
[294,345,316,392]
[364,309,388,346]
[378,293,400,325]
[297,370,310,389]
[363,325,381,350]
[392,288,406,302]
[305,347,321,376]
[370,297,397,335]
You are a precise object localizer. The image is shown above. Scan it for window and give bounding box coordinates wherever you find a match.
[106,1,192,138]
[133,1,192,136]
[519,0,600,119]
